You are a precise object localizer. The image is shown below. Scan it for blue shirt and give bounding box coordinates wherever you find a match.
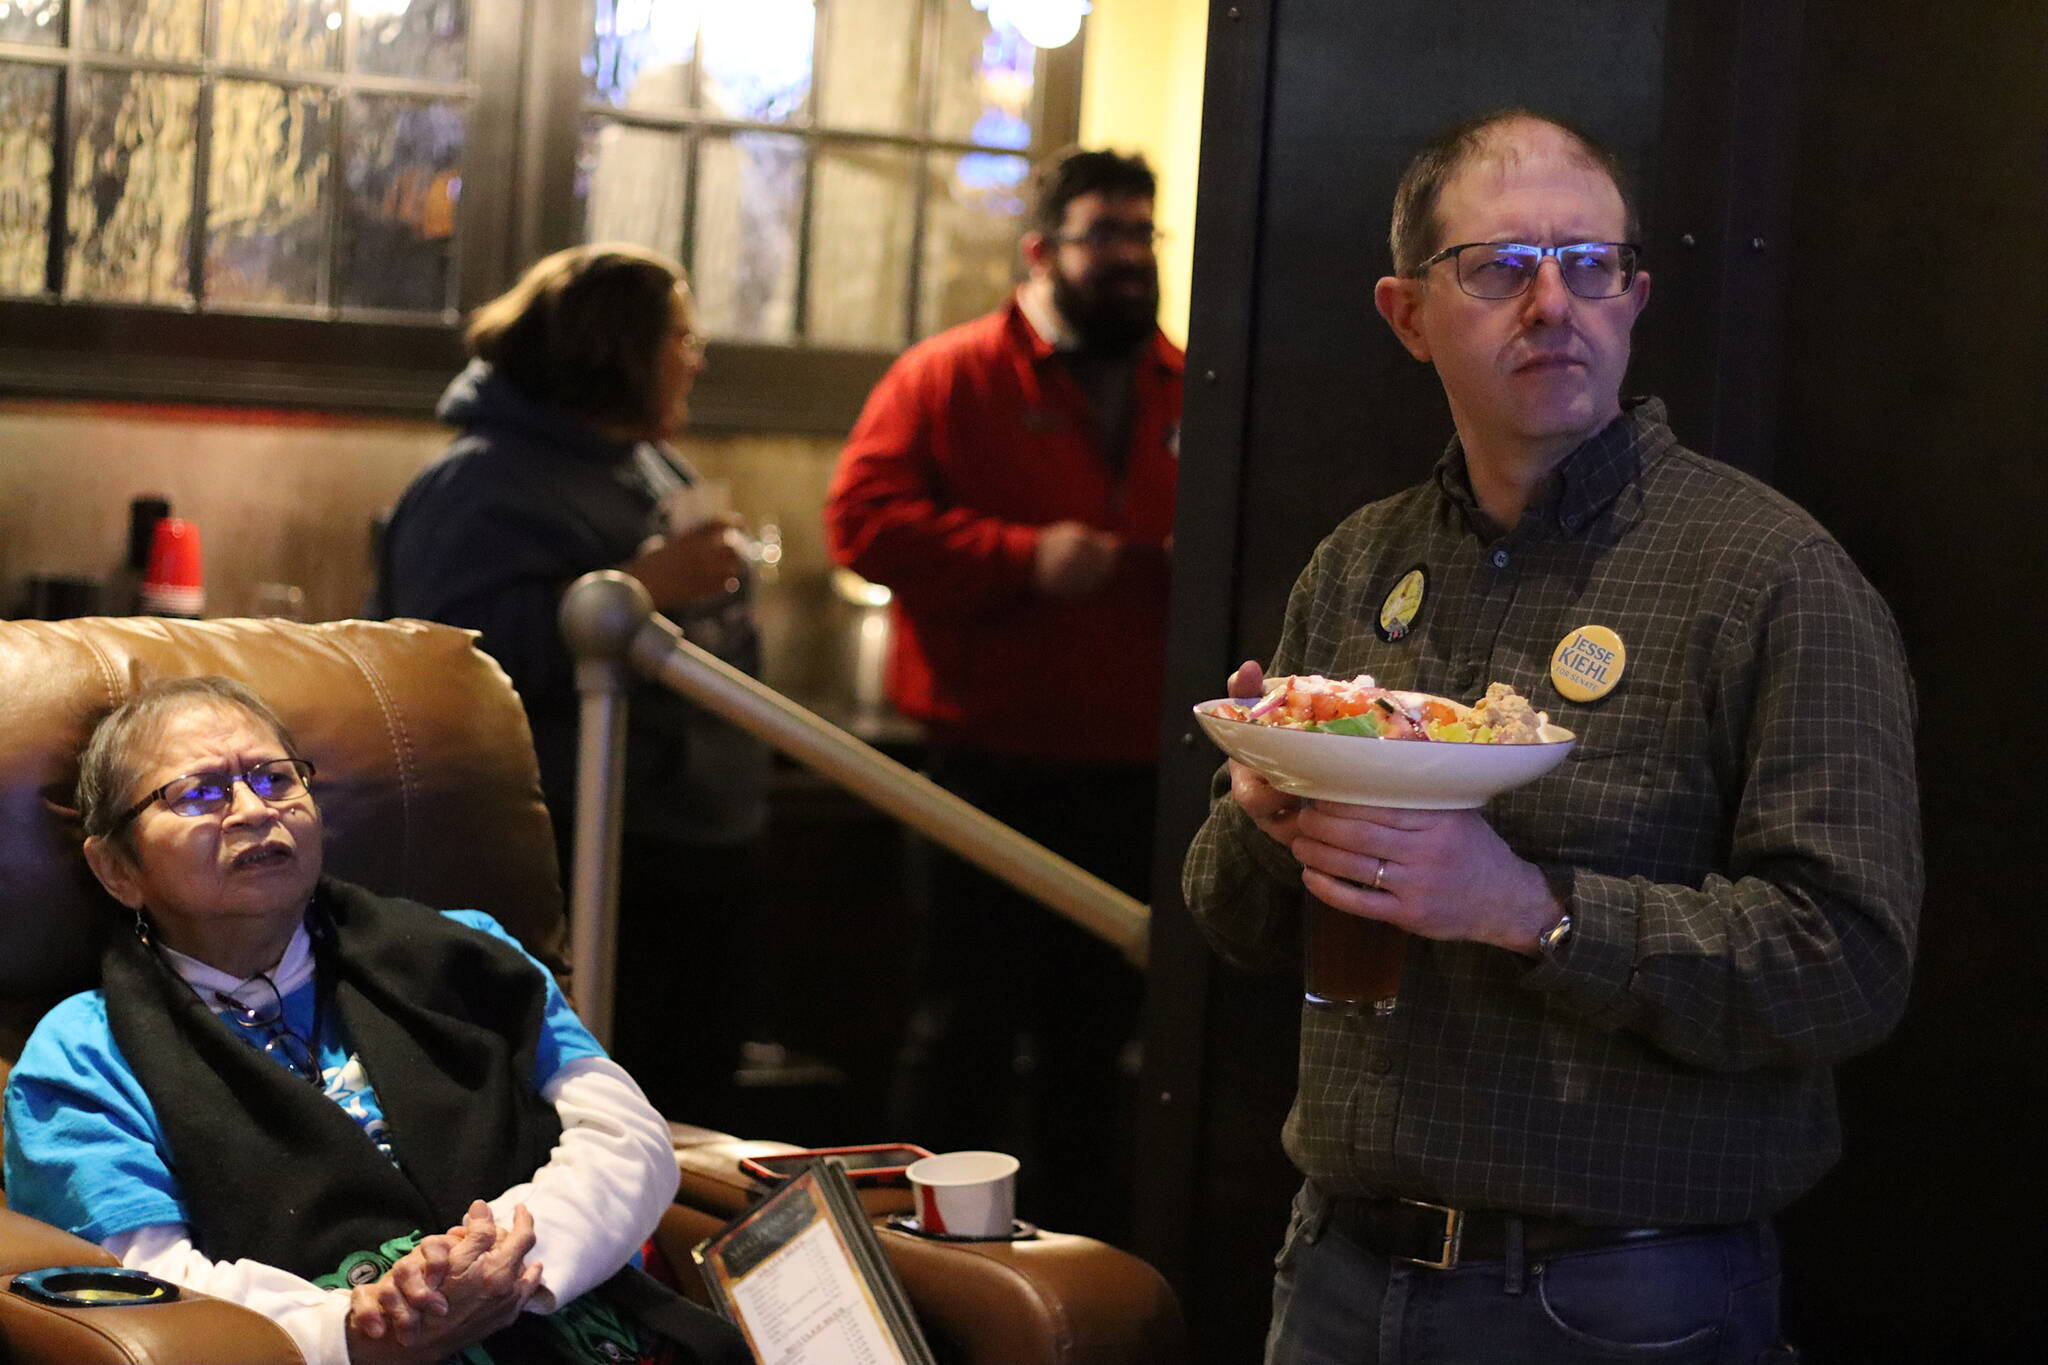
[2,910,604,1245]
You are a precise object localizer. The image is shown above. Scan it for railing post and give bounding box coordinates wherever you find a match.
[559,570,652,1046]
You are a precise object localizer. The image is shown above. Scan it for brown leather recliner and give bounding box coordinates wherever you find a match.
[0,616,1185,1365]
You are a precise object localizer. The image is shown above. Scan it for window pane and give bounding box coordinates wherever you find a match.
[919,150,1025,337]
[816,0,919,134]
[584,0,695,111]
[0,64,56,296]
[338,94,464,312]
[0,1,65,45]
[217,0,343,73]
[808,142,914,348]
[356,0,468,82]
[699,0,813,125]
[931,2,1035,148]
[86,0,204,61]
[207,80,331,307]
[693,132,801,343]
[578,116,685,259]
[66,70,198,304]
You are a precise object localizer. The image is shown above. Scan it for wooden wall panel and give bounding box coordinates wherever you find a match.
[1771,3,2048,1357]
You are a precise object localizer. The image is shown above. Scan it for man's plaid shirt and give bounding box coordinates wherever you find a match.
[1182,399,1921,1226]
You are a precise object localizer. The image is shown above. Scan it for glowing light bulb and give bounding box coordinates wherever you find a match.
[979,0,1091,50]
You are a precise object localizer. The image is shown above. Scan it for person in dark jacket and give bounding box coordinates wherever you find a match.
[373,245,768,1125]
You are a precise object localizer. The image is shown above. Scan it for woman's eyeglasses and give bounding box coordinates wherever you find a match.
[113,757,316,832]
[213,973,321,1085]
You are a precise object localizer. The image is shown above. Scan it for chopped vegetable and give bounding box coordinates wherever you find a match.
[1218,674,1549,745]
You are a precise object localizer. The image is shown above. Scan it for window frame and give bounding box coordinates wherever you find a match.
[0,0,1084,431]
[521,0,1083,434]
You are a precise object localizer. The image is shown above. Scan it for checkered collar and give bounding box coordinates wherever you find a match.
[1435,397,1676,539]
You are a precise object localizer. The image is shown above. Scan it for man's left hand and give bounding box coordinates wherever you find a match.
[1291,803,1563,956]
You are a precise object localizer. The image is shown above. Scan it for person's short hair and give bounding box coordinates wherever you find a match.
[78,676,303,850]
[1028,147,1158,237]
[1388,110,1639,277]
[465,244,684,431]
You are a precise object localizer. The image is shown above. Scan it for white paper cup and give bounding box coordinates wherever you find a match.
[906,1150,1018,1238]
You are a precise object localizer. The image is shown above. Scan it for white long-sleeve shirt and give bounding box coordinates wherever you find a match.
[7,915,681,1365]
[107,1056,679,1365]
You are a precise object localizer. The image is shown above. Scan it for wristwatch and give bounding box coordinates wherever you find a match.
[1536,911,1575,959]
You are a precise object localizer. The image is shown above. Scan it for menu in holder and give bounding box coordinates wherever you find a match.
[692,1159,935,1365]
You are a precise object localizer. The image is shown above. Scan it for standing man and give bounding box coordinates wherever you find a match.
[1183,111,1919,1362]
[826,148,1179,1242]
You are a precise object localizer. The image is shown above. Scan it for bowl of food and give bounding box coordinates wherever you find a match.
[1193,675,1576,808]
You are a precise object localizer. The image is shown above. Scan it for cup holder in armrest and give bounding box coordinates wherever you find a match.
[885,1214,1040,1243]
[9,1266,180,1307]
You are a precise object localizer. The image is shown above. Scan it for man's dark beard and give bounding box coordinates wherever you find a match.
[1052,264,1159,353]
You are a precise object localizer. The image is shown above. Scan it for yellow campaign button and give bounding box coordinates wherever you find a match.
[1550,625,1626,702]
[1377,566,1426,642]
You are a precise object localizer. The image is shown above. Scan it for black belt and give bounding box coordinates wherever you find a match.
[1326,1196,1717,1271]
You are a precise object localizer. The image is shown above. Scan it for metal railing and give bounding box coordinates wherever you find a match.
[560,570,1149,1044]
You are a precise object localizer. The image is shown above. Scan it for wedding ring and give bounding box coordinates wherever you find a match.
[1371,857,1387,892]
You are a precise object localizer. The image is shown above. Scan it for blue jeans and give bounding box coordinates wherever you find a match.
[1266,1184,1792,1364]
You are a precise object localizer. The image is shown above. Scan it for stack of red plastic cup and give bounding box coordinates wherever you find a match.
[138,517,205,618]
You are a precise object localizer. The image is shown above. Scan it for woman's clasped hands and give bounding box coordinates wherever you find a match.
[345,1200,544,1365]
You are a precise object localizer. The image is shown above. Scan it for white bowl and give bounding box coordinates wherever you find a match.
[1192,693,1576,809]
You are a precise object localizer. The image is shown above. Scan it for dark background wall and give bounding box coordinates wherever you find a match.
[1138,1,2046,1360]
[1767,1,2048,1356]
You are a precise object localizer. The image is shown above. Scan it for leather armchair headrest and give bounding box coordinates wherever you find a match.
[0,617,565,1057]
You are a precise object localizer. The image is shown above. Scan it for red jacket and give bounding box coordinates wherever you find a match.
[825,298,1182,762]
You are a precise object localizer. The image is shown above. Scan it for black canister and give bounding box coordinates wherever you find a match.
[107,495,171,614]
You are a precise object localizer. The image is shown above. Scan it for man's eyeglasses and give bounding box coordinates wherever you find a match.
[214,973,321,1085]
[1417,241,1641,300]
[1050,224,1163,252]
[114,757,316,832]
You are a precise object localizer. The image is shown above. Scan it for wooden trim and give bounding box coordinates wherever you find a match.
[684,344,892,435]
[1642,0,1804,479]
[0,304,890,432]
[1134,0,1276,1294]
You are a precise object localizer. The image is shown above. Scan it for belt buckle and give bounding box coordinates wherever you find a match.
[1396,1199,1464,1270]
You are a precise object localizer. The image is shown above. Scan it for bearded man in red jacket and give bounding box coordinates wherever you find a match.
[825,148,1180,1245]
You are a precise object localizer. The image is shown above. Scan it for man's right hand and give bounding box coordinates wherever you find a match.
[1032,520,1121,600]
[1223,660,1305,848]
[346,1201,543,1365]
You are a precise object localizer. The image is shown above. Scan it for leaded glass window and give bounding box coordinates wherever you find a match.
[0,0,481,317]
[580,0,1051,350]
[0,1,1079,419]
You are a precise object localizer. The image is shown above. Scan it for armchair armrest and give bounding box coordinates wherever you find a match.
[659,1132,1187,1365]
[879,1225,1185,1365]
[0,1208,304,1365]
[1,1206,118,1277]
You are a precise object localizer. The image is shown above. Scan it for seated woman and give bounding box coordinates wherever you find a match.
[2,677,748,1365]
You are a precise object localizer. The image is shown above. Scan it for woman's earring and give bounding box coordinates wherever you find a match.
[133,908,150,943]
